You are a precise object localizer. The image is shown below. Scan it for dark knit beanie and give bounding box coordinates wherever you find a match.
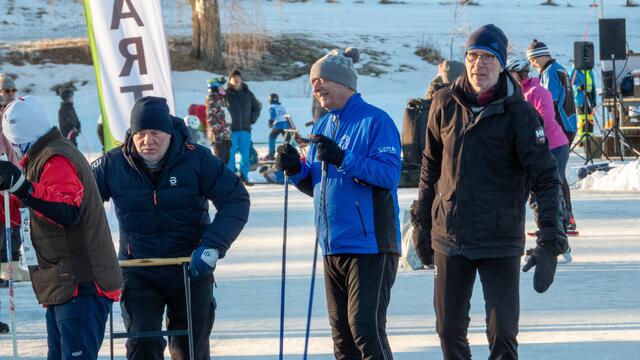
[527,39,551,60]
[465,24,508,67]
[229,69,242,78]
[130,96,173,135]
[310,47,360,90]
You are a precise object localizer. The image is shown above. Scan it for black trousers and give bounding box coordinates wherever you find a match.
[324,253,398,360]
[121,273,215,360]
[434,253,520,360]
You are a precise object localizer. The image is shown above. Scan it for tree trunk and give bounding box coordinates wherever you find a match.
[189,0,224,70]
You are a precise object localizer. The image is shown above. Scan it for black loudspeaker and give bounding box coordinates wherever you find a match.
[601,70,615,98]
[574,41,594,70]
[599,18,626,60]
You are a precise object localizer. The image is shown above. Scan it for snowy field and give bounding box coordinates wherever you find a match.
[1,0,640,358]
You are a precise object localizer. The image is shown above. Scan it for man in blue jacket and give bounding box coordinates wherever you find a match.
[528,40,578,231]
[91,96,250,360]
[276,48,402,360]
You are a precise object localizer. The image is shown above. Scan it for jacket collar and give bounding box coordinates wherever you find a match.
[539,58,556,75]
[20,127,63,168]
[329,93,362,120]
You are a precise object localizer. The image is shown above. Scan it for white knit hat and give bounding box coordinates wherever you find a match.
[2,96,52,146]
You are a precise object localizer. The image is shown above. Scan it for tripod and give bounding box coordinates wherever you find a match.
[593,55,640,161]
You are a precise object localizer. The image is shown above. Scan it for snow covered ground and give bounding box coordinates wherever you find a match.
[1,0,640,358]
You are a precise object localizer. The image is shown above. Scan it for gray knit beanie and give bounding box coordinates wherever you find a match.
[0,74,16,90]
[310,47,360,90]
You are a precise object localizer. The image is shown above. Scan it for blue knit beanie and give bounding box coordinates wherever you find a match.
[465,24,508,67]
[130,96,173,135]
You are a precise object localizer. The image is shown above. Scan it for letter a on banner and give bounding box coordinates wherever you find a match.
[83,0,175,150]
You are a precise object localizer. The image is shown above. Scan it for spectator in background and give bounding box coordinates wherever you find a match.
[58,89,82,148]
[528,39,578,231]
[569,65,597,141]
[0,74,24,290]
[424,59,465,100]
[265,93,290,160]
[225,69,261,186]
[507,58,572,262]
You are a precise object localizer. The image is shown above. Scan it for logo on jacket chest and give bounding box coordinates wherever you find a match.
[169,176,178,186]
[338,135,351,150]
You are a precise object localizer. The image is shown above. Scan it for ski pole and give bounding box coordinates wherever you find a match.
[303,161,327,359]
[278,171,288,360]
[2,153,18,357]
[303,233,319,360]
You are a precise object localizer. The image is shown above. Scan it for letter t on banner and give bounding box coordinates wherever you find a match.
[83,0,176,151]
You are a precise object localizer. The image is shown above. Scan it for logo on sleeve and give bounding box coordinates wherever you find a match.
[378,146,397,154]
[535,127,546,145]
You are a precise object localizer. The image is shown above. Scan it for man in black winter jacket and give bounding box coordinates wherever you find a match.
[225,69,261,185]
[91,96,250,360]
[58,89,81,147]
[412,25,568,360]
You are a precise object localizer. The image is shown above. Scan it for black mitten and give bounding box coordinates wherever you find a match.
[275,143,301,176]
[523,246,558,293]
[410,200,433,267]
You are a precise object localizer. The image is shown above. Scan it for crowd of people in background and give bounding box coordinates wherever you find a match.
[0,20,596,360]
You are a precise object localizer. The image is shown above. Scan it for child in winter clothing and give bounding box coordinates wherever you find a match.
[184,115,211,148]
[266,93,290,160]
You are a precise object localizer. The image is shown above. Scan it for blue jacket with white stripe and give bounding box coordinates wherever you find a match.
[540,59,578,134]
[291,93,402,256]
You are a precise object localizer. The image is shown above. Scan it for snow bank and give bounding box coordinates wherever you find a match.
[580,160,640,192]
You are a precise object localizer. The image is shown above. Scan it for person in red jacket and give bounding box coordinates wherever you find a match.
[0,96,122,358]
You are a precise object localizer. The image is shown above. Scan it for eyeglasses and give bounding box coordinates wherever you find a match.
[1,89,17,94]
[465,52,496,64]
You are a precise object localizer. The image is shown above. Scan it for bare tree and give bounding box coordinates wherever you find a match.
[189,0,224,70]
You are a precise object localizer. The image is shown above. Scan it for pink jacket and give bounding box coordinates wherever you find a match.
[0,132,19,165]
[521,77,568,150]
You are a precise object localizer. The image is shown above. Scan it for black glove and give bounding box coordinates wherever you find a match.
[312,135,344,167]
[577,84,585,91]
[275,143,301,176]
[268,119,274,128]
[0,160,30,198]
[523,246,557,293]
[410,200,433,267]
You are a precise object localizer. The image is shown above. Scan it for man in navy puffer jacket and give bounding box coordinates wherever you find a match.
[276,48,402,360]
[92,96,250,360]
